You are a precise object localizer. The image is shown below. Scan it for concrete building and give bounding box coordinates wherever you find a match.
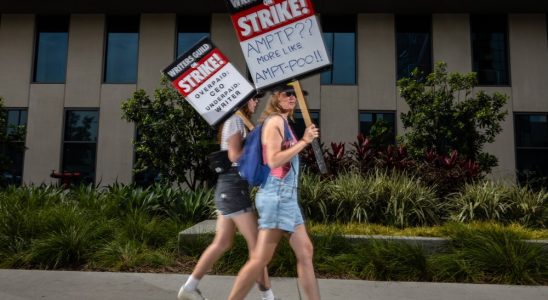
[0,1,547,186]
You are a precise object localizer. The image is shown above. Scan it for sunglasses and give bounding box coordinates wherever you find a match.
[281,91,297,97]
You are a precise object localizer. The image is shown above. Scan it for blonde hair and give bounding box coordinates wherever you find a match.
[258,92,295,124]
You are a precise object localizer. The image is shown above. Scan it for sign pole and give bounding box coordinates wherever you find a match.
[289,80,328,174]
[235,110,255,131]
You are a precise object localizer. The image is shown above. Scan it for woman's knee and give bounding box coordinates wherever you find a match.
[295,240,314,261]
[210,237,233,253]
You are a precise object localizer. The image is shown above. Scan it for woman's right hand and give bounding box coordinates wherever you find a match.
[302,124,319,144]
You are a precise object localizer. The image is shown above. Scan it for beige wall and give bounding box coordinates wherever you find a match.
[481,87,516,181]
[1,12,547,185]
[509,14,548,111]
[65,14,105,107]
[433,14,472,73]
[358,14,397,111]
[321,86,359,143]
[137,14,176,94]
[23,85,65,185]
[95,85,135,185]
[0,14,34,107]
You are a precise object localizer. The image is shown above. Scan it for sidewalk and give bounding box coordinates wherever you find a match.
[0,269,547,300]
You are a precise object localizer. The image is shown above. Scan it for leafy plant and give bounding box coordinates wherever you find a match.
[121,77,217,190]
[397,61,508,173]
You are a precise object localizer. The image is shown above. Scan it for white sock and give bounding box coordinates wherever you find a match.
[260,288,275,300]
[183,275,200,291]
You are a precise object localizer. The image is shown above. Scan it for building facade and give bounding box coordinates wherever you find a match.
[0,1,547,186]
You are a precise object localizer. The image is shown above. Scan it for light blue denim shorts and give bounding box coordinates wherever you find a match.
[255,175,304,233]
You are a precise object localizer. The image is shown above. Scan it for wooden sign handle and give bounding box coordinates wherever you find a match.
[289,80,328,174]
[235,110,255,131]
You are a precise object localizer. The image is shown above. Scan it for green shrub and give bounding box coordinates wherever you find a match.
[432,222,548,284]
[326,172,373,223]
[368,170,441,227]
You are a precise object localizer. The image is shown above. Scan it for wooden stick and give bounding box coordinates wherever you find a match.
[289,80,328,174]
[235,110,255,130]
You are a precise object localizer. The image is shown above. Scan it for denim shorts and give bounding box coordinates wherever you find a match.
[214,167,252,216]
[255,175,304,233]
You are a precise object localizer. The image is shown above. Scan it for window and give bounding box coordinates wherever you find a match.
[471,15,510,86]
[177,15,211,58]
[359,111,396,146]
[514,113,548,186]
[1,109,27,185]
[396,15,432,80]
[291,110,320,140]
[321,15,356,85]
[62,110,99,184]
[104,15,139,83]
[33,15,69,83]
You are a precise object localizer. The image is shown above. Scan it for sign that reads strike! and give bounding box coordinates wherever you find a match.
[162,38,255,126]
[226,0,331,89]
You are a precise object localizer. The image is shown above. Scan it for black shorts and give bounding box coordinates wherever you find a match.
[214,167,252,215]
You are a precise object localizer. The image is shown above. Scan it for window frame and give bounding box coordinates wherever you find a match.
[358,110,397,145]
[32,15,70,84]
[2,108,28,185]
[320,14,357,85]
[470,14,511,87]
[103,15,140,84]
[176,14,211,58]
[395,14,433,81]
[61,109,100,185]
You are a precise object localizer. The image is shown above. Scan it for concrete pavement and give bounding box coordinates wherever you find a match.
[0,269,547,300]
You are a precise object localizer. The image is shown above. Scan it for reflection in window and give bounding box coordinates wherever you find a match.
[359,111,396,146]
[33,15,69,83]
[515,113,548,187]
[62,110,99,184]
[321,15,356,85]
[104,15,139,83]
[291,110,320,140]
[1,109,27,185]
[396,15,432,80]
[177,15,211,57]
[471,15,509,86]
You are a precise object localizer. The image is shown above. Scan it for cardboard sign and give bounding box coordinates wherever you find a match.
[226,0,331,89]
[162,37,255,126]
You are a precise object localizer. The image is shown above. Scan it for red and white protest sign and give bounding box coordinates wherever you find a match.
[226,0,331,89]
[162,38,255,126]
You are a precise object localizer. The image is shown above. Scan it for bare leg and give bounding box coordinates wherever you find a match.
[228,229,284,300]
[232,212,271,290]
[289,224,320,300]
[190,214,236,279]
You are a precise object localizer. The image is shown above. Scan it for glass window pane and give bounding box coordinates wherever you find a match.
[359,111,396,145]
[292,110,320,140]
[177,15,210,57]
[515,114,548,148]
[33,15,69,83]
[396,15,432,80]
[2,109,28,186]
[320,32,334,85]
[332,33,356,84]
[471,15,509,85]
[64,111,99,142]
[62,143,97,184]
[104,16,139,83]
[321,15,356,85]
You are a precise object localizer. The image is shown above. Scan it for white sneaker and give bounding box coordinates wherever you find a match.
[177,287,208,300]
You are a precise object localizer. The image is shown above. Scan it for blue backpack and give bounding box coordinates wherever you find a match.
[238,117,291,187]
